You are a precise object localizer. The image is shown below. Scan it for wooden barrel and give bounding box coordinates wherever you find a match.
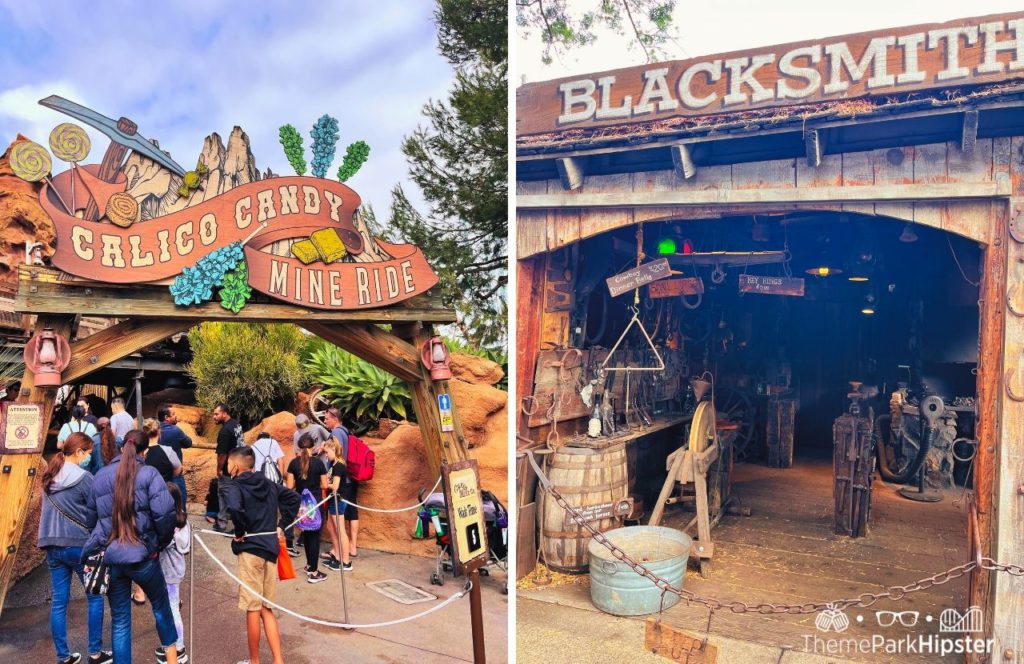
[538,444,629,573]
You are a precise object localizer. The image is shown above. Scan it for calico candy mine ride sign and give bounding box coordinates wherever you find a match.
[15,96,438,312]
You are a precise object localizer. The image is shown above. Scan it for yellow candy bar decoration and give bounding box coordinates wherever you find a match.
[290,240,320,265]
[309,228,347,263]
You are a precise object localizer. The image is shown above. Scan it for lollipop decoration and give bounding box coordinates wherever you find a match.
[9,140,71,214]
[104,192,139,228]
[49,123,91,212]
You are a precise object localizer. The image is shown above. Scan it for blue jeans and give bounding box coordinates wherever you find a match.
[108,557,178,664]
[173,475,187,505]
[46,546,105,659]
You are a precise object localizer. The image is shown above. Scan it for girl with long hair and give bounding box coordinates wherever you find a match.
[96,419,118,466]
[320,438,352,572]
[37,431,111,664]
[285,433,328,583]
[58,404,96,450]
[156,482,190,664]
[83,430,180,664]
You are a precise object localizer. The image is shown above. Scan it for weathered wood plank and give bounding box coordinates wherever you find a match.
[731,158,796,190]
[517,179,549,258]
[0,315,74,615]
[517,181,1010,209]
[873,146,915,221]
[517,257,545,439]
[577,173,632,244]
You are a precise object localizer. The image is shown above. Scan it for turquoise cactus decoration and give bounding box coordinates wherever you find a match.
[169,242,246,309]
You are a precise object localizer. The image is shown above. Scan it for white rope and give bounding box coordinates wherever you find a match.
[204,476,445,539]
[191,531,470,629]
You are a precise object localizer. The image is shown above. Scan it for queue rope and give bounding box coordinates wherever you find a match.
[201,475,444,540]
[191,530,471,629]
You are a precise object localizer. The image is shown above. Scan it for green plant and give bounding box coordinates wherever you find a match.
[278,124,307,175]
[303,338,411,423]
[186,323,305,426]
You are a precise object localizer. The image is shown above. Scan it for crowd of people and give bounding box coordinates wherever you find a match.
[39,398,359,664]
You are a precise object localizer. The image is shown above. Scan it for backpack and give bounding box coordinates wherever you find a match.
[254,438,283,484]
[344,434,375,482]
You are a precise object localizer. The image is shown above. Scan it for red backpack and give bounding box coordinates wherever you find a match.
[344,434,375,481]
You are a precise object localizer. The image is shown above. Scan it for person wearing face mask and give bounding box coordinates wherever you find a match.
[37,432,111,664]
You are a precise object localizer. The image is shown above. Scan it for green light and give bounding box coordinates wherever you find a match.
[657,238,677,255]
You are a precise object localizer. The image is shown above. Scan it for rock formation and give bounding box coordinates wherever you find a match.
[0,136,53,290]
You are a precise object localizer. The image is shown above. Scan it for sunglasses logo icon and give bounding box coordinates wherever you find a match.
[875,610,919,627]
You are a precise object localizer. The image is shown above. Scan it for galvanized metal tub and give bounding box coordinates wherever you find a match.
[588,526,691,616]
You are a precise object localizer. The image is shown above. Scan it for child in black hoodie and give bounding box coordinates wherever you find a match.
[222,447,300,664]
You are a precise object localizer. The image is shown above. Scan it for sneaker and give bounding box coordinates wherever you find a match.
[323,557,341,571]
[155,647,188,663]
[59,655,82,664]
[88,652,112,664]
[342,562,353,572]
[287,546,300,558]
[307,571,328,584]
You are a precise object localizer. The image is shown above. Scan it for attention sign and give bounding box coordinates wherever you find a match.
[517,12,1024,136]
[442,459,489,574]
[0,402,45,454]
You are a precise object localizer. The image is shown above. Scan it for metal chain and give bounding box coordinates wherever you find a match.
[523,450,1024,616]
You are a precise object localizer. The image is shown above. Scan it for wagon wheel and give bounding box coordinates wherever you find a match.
[688,401,717,578]
[307,387,333,428]
[713,387,755,462]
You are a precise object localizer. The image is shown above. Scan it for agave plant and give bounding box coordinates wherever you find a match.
[303,340,411,424]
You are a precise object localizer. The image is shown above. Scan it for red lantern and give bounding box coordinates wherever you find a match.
[420,336,452,381]
[23,327,71,388]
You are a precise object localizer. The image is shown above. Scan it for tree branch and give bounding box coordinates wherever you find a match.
[620,0,652,62]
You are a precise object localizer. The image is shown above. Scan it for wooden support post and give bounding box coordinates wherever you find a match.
[63,318,194,385]
[961,110,979,155]
[555,157,585,191]
[648,449,686,527]
[0,314,73,615]
[671,144,697,180]
[394,323,469,471]
[804,128,825,168]
[987,195,1024,656]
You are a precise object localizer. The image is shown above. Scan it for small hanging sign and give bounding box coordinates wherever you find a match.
[606,258,671,297]
[738,274,805,297]
[0,402,45,454]
[649,277,704,299]
[437,393,454,432]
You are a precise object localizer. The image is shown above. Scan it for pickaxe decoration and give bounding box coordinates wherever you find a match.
[39,95,186,219]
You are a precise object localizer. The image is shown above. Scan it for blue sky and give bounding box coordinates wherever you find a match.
[0,0,454,216]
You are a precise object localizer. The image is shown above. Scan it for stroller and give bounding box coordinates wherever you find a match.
[420,489,509,594]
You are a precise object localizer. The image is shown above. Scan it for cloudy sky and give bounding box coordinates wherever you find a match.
[518,0,1024,82]
[0,0,453,216]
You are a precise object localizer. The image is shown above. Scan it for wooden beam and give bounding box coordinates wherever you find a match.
[64,319,194,385]
[555,157,585,190]
[517,181,1011,209]
[15,267,456,324]
[300,322,423,384]
[671,144,697,180]
[804,128,825,168]
[961,110,979,155]
[0,315,74,616]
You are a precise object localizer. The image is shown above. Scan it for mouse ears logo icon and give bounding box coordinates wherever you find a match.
[815,604,850,633]
[939,606,983,633]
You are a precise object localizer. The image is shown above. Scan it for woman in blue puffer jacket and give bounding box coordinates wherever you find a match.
[83,430,180,664]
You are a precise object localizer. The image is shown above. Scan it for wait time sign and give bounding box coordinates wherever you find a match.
[442,459,489,574]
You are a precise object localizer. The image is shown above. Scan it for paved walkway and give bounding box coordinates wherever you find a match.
[0,515,507,663]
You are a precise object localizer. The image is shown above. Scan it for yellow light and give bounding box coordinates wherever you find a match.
[861,307,876,315]
[817,266,830,276]
[848,276,869,282]
[805,265,842,277]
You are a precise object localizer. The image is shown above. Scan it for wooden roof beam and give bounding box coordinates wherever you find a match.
[804,128,826,168]
[961,109,979,155]
[555,157,585,190]
[671,144,697,179]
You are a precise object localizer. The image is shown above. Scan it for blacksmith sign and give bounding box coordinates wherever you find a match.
[441,459,489,574]
[517,12,1024,135]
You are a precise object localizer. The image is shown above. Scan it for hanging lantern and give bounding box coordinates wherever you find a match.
[899,223,918,243]
[23,327,71,387]
[420,336,453,381]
